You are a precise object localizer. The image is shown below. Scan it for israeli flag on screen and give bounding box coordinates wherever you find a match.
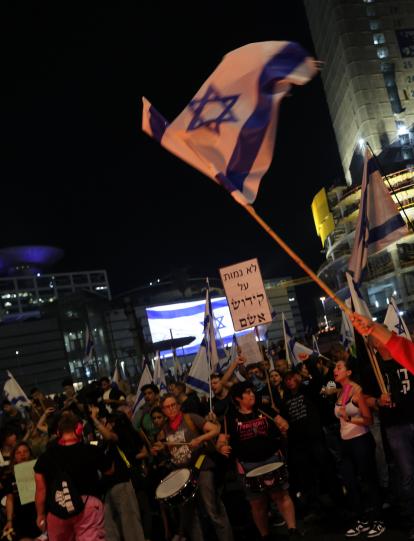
[142,41,317,205]
[347,148,408,286]
[146,296,244,357]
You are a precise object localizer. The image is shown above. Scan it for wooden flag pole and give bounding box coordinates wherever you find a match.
[242,203,387,394]
[243,204,350,313]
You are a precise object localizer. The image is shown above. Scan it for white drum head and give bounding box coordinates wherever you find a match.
[156,468,191,499]
[246,462,284,478]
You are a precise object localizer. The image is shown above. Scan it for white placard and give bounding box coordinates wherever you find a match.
[219,258,272,332]
[236,331,262,366]
[14,459,36,505]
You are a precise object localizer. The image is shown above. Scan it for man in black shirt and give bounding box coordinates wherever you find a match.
[217,381,300,540]
[34,411,113,540]
[370,337,414,539]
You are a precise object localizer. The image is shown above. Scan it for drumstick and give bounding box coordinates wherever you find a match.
[258,409,278,424]
[223,415,228,436]
[163,441,190,446]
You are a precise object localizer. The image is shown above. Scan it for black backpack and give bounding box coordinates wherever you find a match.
[47,466,85,519]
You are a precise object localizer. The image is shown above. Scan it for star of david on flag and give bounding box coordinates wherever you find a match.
[142,41,317,205]
[187,85,239,133]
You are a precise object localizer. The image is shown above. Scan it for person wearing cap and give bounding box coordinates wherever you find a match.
[216,381,301,540]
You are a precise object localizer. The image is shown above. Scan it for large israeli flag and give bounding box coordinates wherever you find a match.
[384,297,411,341]
[3,371,30,412]
[347,148,408,286]
[142,41,317,205]
[282,314,313,366]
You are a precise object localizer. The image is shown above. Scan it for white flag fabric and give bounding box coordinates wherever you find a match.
[143,41,317,205]
[132,365,153,414]
[282,314,314,366]
[384,297,412,341]
[339,310,356,356]
[153,354,168,394]
[3,371,30,411]
[347,148,408,286]
[186,342,210,396]
[345,272,372,318]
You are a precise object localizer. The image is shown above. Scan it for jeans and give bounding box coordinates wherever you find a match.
[197,470,234,541]
[105,481,145,541]
[385,423,414,525]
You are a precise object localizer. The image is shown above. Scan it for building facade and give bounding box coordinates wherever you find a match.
[304,0,414,184]
[312,168,414,323]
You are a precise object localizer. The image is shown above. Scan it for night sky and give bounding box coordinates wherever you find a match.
[1,3,344,322]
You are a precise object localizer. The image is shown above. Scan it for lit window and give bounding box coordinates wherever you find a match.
[373,33,385,45]
[369,20,380,31]
[377,47,389,59]
[363,0,375,3]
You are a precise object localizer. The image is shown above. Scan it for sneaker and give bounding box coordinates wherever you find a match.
[366,522,386,538]
[345,520,370,537]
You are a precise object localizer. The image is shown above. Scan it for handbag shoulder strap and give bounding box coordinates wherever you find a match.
[116,446,131,469]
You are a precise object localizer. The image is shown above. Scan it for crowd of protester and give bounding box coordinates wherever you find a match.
[1,316,414,540]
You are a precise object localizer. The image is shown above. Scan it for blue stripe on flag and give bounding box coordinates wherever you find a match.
[186,375,210,394]
[9,395,28,406]
[224,42,307,194]
[368,213,406,244]
[149,105,168,142]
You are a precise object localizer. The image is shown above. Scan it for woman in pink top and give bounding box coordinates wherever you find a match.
[334,357,385,539]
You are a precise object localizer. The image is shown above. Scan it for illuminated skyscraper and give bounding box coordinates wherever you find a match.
[304,0,414,184]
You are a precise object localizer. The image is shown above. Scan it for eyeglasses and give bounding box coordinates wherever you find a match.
[162,403,178,409]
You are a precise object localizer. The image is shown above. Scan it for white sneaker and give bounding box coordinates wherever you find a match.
[366,522,386,538]
[345,520,370,537]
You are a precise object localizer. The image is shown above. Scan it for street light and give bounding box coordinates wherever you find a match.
[320,296,329,330]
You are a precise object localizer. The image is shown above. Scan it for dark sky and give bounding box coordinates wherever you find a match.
[1,3,344,314]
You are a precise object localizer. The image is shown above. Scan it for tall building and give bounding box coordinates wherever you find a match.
[0,246,113,393]
[312,171,414,323]
[304,0,414,184]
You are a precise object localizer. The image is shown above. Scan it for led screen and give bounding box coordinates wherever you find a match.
[146,297,237,357]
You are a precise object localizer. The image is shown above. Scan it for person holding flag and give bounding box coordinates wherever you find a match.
[351,313,414,375]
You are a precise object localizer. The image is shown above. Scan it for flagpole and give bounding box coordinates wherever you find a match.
[254,326,277,412]
[365,142,414,232]
[242,203,351,315]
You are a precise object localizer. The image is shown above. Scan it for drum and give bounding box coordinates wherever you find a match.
[244,461,288,492]
[155,468,198,506]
